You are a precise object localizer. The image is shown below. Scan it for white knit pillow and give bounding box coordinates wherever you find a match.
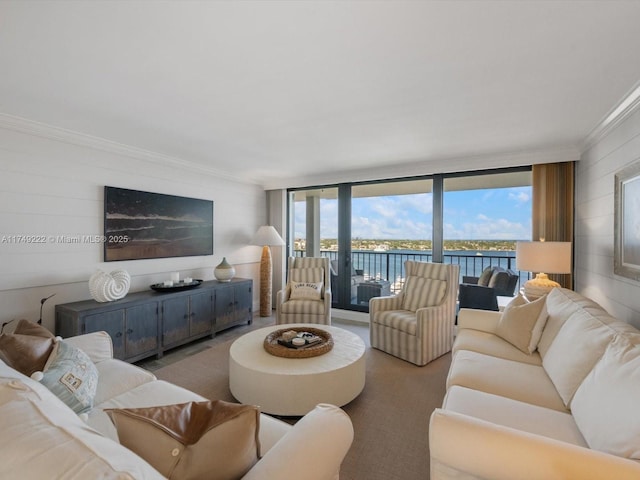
[402,276,446,312]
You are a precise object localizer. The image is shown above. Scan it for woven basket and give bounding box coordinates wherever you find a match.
[264,327,333,358]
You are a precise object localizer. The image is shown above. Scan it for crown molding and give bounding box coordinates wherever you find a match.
[0,113,259,185]
[261,145,582,190]
[582,82,640,152]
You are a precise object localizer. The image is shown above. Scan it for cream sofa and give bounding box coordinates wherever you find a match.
[0,330,354,479]
[430,287,640,480]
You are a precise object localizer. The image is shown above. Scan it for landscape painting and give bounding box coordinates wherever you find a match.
[104,186,213,261]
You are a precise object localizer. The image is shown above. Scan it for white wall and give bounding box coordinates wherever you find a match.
[0,124,267,333]
[575,106,640,328]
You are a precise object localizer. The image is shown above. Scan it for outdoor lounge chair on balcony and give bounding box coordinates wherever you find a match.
[369,261,459,366]
[458,266,518,311]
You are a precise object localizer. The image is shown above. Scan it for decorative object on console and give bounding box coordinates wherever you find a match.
[214,257,236,282]
[89,269,131,302]
[516,240,572,300]
[251,226,285,317]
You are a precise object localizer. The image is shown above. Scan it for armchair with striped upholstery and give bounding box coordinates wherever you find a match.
[276,256,332,325]
[369,261,459,366]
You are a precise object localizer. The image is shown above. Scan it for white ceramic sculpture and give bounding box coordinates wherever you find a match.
[89,269,131,302]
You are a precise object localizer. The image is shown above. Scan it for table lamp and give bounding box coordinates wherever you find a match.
[516,240,572,300]
[251,226,285,316]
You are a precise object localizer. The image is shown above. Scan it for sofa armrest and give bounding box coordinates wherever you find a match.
[457,308,501,334]
[63,331,114,363]
[429,409,640,480]
[243,404,354,480]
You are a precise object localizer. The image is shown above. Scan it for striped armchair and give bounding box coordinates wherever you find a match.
[369,261,459,366]
[276,256,332,325]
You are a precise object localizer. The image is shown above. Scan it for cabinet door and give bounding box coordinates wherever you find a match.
[124,303,159,359]
[214,286,234,332]
[161,296,190,347]
[85,309,126,360]
[233,282,252,323]
[189,291,213,337]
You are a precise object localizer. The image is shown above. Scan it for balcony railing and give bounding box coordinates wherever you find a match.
[294,249,529,294]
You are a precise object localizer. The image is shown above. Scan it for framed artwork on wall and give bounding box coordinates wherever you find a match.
[104,186,214,262]
[614,161,640,281]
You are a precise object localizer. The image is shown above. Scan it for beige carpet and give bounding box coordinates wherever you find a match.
[153,322,450,480]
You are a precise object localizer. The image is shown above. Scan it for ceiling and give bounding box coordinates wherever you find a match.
[1,1,640,189]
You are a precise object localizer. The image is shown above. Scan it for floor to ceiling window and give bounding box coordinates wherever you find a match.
[288,166,531,312]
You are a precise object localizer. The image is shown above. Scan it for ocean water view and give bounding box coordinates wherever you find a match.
[297,247,528,294]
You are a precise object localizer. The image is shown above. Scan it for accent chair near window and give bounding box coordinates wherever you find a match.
[276,257,332,325]
[369,261,459,366]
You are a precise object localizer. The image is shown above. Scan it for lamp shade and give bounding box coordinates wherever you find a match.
[251,226,285,247]
[516,241,572,274]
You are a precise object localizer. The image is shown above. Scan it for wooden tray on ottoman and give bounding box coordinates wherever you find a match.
[264,327,333,358]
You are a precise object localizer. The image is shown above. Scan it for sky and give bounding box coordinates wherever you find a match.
[294,186,532,241]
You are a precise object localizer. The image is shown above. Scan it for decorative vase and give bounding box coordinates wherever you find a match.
[89,269,131,302]
[214,257,235,282]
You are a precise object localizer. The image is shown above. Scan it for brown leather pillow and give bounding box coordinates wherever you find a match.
[0,319,55,376]
[106,400,261,480]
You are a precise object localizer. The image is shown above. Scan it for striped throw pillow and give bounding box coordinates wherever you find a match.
[402,276,447,311]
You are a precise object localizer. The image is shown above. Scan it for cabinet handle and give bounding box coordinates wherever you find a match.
[115,332,122,338]
[190,312,195,317]
[184,314,189,319]
[126,328,133,334]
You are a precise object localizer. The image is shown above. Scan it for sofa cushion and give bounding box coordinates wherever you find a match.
[373,310,417,335]
[542,307,617,407]
[0,319,55,376]
[0,374,164,479]
[402,276,446,311]
[38,339,99,414]
[477,267,494,286]
[94,358,156,405]
[571,336,640,460]
[289,281,323,300]
[443,385,587,447]
[447,350,567,412]
[538,288,603,359]
[453,329,542,366]
[495,294,548,354]
[280,298,326,315]
[106,400,261,480]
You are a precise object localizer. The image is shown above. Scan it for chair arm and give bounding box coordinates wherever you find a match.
[243,404,353,480]
[462,276,479,284]
[457,308,501,333]
[369,293,403,315]
[429,409,640,480]
[63,331,114,363]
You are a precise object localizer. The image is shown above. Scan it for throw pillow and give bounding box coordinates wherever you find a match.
[106,400,261,480]
[37,339,98,414]
[289,281,323,300]
[477,267,494,286]
[402,276,447,312]
[495,294,547,354]
[571,336,640,460]
[0,319,55,376]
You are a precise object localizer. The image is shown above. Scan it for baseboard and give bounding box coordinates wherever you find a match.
[331,308,369,325]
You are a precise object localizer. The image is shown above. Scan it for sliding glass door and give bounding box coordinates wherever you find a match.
[287,166,531,312]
